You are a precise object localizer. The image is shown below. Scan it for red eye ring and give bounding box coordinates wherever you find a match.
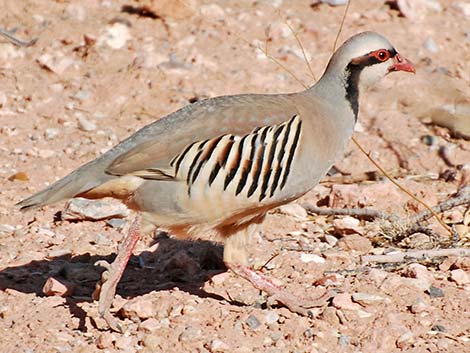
[373,49,390,62]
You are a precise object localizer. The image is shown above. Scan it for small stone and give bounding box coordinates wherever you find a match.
[423,37,439,53]
[337,234,372,252]
[410,297,429,314]
[74,90,91,101]
[42,277,73,297]
[105,218,127,230]
[139,318,160,333]
[245,315,261,329]
[396,330,414,348]
[98,23,132,49]
[427,286,444,298]
[278,203,308,220]
[208,339,230,352]
[338,335,350,347]
[120,296,156,320]
[8,171,29,182]
[178,326,201,342]
[453,2,470,16]
[403,263,434,283]
[324,234,338,246]
[320,0,348,5]
[450,269,470,285]
[95,332,114,349]
[142,334,162,350]
[45,128,59,140]
[37,53,75,74]
[200,4,225,21]
[210,272,231,285]
[421,135,438,146]
[264,311,279,325]
[114,335,133,350]
[77,115,96,132]
[0,224,15,233]
[352,292,384,306]
[431,324,446,332]
[333,216,362,235]
[300,253,325,264]
[62,198,129,221]
[332,293,362,311]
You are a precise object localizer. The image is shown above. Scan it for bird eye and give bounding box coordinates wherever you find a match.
[374,50,390,62]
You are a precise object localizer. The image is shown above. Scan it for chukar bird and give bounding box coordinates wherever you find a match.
[18,31,415,331]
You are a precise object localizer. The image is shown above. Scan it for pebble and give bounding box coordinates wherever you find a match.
[338,335,350,347]
[264,310,280,325]
[105,218,126,230]
[98,23,132,49]
[278,203,308,220]
[450,269,470,285]
[208,339,230,352]
[178,326,201,342]
[142,334,161,350]
[403,263,434,283]
[453,2,470,16]
[333,216,362,235]
[396,330,414,348]
[300,253,325,264]
[410,297,429,313]
[423,37,438,53]
[42,277,73,297]
[352,292,385,306]
[431,324,446,332]
[245,314,261,329]
[62,198,129,221]
[45,128,59,140]
[427,286,445,298]
[37,53,75,74]
[0,224,15,233]
[337,234,372,252]
[120,296,156,320]
[95,332,114,349]
[332,293,362,311]
[114,335,133,350]
[320,0,348,5]
[200,4,225,21]
[139,318,160,333]
[77,114,96,132]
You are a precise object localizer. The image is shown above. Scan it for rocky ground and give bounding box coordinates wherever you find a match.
[0,0,469,352]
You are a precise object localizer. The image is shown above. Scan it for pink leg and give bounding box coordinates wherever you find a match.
[225,262,332,317]
[93,216,141,332]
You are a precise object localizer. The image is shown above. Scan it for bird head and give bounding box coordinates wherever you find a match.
[326,31,415,88]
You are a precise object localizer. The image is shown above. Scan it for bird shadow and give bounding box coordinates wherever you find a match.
[0,233,235,329]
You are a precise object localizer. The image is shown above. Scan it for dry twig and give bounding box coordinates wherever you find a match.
[0,28,37,47]
[362,248,470,264]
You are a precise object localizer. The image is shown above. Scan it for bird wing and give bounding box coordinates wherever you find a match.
[105,93,300,179]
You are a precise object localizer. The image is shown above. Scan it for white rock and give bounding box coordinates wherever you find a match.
[62,198,129,221]
[98,23,132,49]
[333,216,362,235]
[66,4,87,22]
[453,2,470,16]
[278,203,308,220]
[450,269,470,285]
[300,253,325,264]
[45,128,59,140]
[77,115,96,132]
[320,0,348,5]
[37,53,75,74]
[264,310,280,325]
[200,4,225,21]
[0,91,7,108]
[423,37,438,53]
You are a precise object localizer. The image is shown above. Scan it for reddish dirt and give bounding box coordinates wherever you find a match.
[1,1,469,352]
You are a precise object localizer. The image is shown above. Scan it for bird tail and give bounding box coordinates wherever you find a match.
[16,158,112,211]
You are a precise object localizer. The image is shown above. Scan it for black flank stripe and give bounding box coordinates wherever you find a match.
[224,135,247,190]
[191,135,224,184]
[186,140,208,192]
[208,162,222,186]
[220,135,235,167]
[270,118,293,196]
[259,126,283,201]
[280,118,302,189]
[235,134,257,196]
[173,141,197,176]
[247,127,269,198]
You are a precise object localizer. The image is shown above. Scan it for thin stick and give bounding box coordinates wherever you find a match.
[283,17,316,82]
[362,248,470,264]
[352,136,453,236]
[332,0,352,52]
[302,203,393,221]
[0,28,37,47]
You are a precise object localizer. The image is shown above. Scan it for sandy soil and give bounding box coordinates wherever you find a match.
[1,0,469,352]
